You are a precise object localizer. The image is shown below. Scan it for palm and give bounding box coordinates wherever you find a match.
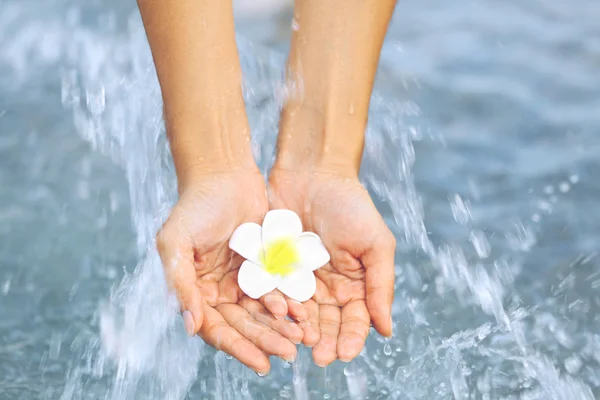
[269,168,396,366]
[181,175,263,306]
[158,170,302,373]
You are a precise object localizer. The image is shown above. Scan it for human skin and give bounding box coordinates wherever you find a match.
[267,0,397,366]
[138,0,301,375]
[137,0,397,371]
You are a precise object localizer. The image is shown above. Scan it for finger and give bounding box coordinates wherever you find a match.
[239,296,304,345]
[216,303,298,362]
[362,231,396,337]
[299,299,320,347]
[312,304,341,367]
[156,227,202,336]
[337,300,370,362]
[286,298,309,322]
[199,304,270,374]
[259,290,288,319]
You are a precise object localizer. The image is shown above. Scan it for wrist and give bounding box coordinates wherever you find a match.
[177,155,259,192]
[168,122,258,192]
[273,104,364,177]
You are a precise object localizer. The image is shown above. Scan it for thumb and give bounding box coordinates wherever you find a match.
[157,229,203,336]
[362,232,396,338]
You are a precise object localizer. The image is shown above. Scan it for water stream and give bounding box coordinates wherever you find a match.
[2,1,600,399]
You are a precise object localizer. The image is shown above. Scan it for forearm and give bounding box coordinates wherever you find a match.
[275,0,396,176]
[138,0,254,188]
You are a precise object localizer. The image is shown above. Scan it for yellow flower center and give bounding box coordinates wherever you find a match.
[261,238,299,277]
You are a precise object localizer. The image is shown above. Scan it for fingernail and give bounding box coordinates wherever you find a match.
[284,353,296,363]
[338,339,359,362]
[339,352,357,363]
[265,296,286,319]
[315,362,327,368]
[255,371,268,378]
[182,310,195,337]
[291,337,302,345]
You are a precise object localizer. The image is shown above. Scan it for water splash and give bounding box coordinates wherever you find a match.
[2,1,598,399]
[57,7,598,400]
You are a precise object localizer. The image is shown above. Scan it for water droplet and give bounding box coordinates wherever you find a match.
[559,181,570,193]
[323,394,330,399]
[383,340,392,356]
[85,86,106,116]
[105,267,117,280]
[77,180,90,200]
[544,185,554,194]
[109,191,120,213]
[61,69,80,106]
[2,279,11,295]
[343,366,354,376]
[450,194,471,224]
[348,103,355,115]
[241,379,249,395]
[225,354,233,360]
[394,366,407,380]
[564,355,582,374]
[569,174,580,184]
[537,200,552,213]
[291,18,299,31]
[470,230,491,259]
[49,332,62,360]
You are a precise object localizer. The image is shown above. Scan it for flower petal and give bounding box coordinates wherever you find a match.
[262,209,303,246]
[229,222,263,264]
[277,268,316,302]
[238,260,281,299]
[296,232,330,271]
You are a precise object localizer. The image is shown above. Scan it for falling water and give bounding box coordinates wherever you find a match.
[2,1,600,399]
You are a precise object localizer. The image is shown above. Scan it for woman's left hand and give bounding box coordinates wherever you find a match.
[265,167,396,366]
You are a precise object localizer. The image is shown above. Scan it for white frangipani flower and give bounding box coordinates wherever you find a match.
[229,209,330,302]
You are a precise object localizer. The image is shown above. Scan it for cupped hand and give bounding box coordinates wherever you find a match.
[267,167,396,366]
[157,168,303,374]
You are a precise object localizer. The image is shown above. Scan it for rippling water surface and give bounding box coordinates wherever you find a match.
[1,1,600,399]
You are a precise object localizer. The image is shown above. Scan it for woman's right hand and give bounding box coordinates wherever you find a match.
[157,167,303,374]
[267,167,396,366]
